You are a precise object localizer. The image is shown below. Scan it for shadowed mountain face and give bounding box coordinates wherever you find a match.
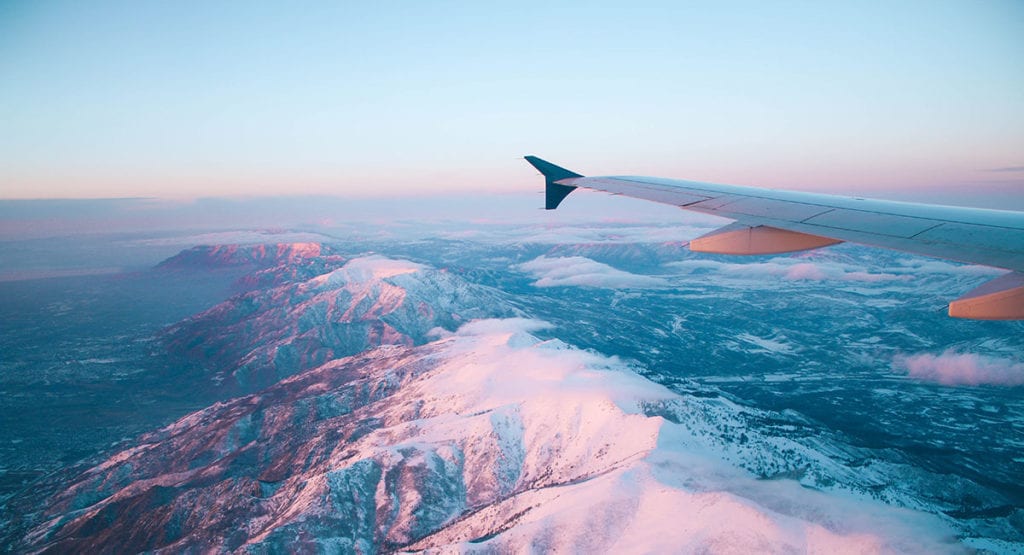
[156,243,331,270]
[157,243,350,291]
[162,252,519,392]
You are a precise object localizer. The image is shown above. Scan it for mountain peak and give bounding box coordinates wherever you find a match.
[311,255,425,287]
[162,253,519,391]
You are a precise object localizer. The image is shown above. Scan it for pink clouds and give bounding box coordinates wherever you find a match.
[517,256,668,289]
[893,351,1024,387]
[784,263,827,280]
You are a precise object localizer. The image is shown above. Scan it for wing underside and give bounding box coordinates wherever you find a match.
[525,155,1024,320]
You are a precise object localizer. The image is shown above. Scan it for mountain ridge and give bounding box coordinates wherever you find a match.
[15,319,959,554]
[161,253,519,392]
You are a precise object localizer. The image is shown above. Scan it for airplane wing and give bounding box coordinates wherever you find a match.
[525,155,1024,320]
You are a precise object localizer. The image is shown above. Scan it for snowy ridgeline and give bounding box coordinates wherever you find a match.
[24,316,960,553]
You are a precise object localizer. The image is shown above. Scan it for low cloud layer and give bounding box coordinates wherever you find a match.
[436,222,716,246]
[894,350,1024,386]
[668,258,908,283]
[511,223,713,245]
[518,256,668,288]
[890,259,1006,277]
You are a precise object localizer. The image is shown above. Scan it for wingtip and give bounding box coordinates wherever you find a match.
[523,155,581,210]
[522,156,583,180]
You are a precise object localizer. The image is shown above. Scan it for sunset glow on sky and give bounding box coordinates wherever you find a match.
[1,1,1022,199]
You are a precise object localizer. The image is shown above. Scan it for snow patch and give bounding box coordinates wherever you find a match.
[735,332,794,355]
[668,258,908,283]
[316,255,425,285]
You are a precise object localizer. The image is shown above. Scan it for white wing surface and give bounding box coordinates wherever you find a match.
[525,156,1024,320]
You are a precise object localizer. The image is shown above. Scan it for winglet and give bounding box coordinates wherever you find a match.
[524,156,582,210]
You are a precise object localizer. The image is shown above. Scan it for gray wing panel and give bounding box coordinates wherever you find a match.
[569,177,712,206]
[567,175,1024,272]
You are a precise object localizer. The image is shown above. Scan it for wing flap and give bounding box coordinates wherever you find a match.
[690,223,842,255]
[948,272,1024,320]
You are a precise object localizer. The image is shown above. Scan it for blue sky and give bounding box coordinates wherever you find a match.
[1,1,1022,199]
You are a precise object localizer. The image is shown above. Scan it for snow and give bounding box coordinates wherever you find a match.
[380,319,959,553]
[735,332,794,355]
[26,317,967,553]
[317,255,425,285]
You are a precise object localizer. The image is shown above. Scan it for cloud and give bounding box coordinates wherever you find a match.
[434,222,716,246]
[453,318,554,337]
[984,166,1024,173]
[889,259,1005,277]
[667,258,908,283]
[668,253,1006,284]
[893,350,1024,386]
[517,256,668,288]
[783,262,827,280]
[513,224,713,245]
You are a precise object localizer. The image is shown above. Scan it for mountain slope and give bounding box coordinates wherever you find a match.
[163,254,519,391]
[18,320,958,554]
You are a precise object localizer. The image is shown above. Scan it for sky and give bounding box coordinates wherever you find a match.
[1,0,1022,200]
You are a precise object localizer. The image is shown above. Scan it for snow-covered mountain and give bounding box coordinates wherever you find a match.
[16,319,960,554]
[163,252,520,391]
